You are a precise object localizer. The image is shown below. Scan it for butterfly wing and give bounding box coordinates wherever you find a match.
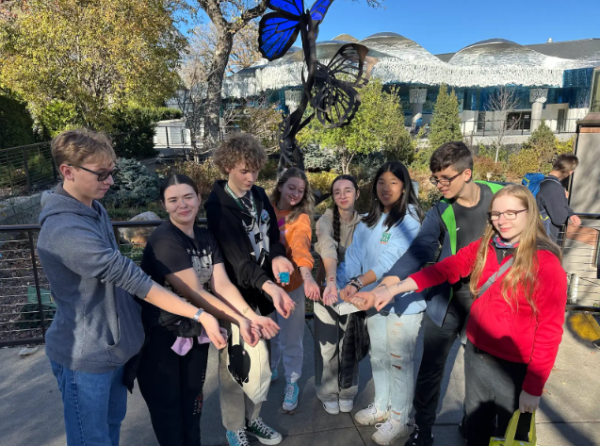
[309,0,334,22]
[259,12,301,61]
[312,44,371,128]
[267,0,304,15]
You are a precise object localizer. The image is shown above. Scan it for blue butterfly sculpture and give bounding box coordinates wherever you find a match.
[258,0,374,174]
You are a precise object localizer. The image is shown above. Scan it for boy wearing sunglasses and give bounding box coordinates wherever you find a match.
[352,141,504,446]
[37,129,227,446]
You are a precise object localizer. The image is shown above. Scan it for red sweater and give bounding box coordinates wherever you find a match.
[411,239,567,396]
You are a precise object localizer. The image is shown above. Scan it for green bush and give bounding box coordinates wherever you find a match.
[38,99,80,139]
[102,158,160,208]
[176,159,224,198]
[109,107,160,159]
[302,143,337,172]
[0,90,36,149]
[258,159,278,181]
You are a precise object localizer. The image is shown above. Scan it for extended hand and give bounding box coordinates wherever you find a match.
[304,277,321,301]
[272,256,294,284]
[238,318,259,347]
[199,312,227,349]
[264,282,296,318]
[251,316,280,339]
[350,290,376,311]
[322,282,339,306]
[519,389,540,413]
[340,284,358,302]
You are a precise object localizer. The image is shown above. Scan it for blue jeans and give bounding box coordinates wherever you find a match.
[367,312,423,425]
[50,359,127,446]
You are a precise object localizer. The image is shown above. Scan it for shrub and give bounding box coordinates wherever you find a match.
[0,90,36,149]
[109,107,160,159]
[410,144,436,174]
[302,143,337,172]
[176,159,224,198]
[472,156,507,182]
[428,84,463,149]
[258,159,278,181]
[102,158,160,208]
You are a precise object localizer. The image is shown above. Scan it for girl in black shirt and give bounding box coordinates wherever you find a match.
[135,174,279,446]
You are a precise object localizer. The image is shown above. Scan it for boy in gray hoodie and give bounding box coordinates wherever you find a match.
[37,130,226,446]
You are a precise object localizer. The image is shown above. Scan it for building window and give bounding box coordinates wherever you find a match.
[591,70,600,113]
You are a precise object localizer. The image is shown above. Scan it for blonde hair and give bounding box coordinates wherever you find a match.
[271,168,315,224]
[51,129,116,178]
[213,133,267,174]
[469,185,562,314]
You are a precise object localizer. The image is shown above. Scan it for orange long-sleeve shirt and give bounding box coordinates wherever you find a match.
[273,207,314,292]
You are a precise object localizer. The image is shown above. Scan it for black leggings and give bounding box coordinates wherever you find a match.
[137,326,209,446]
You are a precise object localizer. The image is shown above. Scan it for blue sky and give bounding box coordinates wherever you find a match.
[186,0,599,55]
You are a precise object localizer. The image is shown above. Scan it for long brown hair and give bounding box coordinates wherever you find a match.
[271,167,315,224]
[469,185,562,314]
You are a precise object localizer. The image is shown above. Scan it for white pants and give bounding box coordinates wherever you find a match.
[270,285,306,383]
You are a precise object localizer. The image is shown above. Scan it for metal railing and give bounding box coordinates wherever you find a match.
[1,214,598,348]
[0,142,58,200]
[456,118,582,138]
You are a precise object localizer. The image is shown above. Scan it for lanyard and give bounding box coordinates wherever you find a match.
[225,182,256,215]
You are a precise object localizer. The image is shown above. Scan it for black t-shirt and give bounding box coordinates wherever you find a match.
[139,220,224,328]
[451,183,494,312]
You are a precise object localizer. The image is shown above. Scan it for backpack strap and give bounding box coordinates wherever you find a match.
[478,258,515,297]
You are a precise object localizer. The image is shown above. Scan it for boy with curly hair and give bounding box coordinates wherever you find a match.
[205,133,295,446]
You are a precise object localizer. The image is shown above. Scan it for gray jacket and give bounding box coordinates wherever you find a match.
[37,192,153,373]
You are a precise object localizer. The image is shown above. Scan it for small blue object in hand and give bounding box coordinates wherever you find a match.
[279,272,290,284]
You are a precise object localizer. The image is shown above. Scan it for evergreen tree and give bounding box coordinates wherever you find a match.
[429,84,463,149]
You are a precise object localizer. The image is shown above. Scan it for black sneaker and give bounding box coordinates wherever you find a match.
[405,425,434,446]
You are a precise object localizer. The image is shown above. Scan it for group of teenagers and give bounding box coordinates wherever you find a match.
[36,128,579,446]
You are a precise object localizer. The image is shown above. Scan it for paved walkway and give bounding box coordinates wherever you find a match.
[1,313,600,446]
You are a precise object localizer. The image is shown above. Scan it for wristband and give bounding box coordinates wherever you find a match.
[192,308,204,323]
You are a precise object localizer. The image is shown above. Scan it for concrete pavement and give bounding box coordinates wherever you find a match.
[1,313,599,446]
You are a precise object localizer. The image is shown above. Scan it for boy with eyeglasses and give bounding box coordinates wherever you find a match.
[37,129,227,446]
[351,141,503,446]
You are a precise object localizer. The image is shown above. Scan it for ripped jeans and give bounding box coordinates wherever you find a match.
[366,311,423,425]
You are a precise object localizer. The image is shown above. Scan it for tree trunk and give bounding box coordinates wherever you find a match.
[204,29,234,151]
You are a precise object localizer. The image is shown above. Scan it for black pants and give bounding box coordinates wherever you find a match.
[464,341,532,446]
[137,326,209,446]
[413,301,468,431]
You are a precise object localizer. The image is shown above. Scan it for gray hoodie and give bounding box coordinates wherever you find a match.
[37,191,153,373]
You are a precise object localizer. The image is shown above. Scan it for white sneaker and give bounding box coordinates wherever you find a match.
[372,419,409,445]
[339,399,354,413]
[354,403,389,426]
[322,400,340,415]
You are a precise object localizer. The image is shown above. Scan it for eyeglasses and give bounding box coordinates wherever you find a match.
[68,164,119,182]
[429,171,464,187]
[488,209,528,221]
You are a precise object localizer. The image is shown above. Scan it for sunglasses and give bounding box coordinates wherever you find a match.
[68,164,119,182]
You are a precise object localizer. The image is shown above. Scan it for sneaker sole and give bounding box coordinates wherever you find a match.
[283,401,298,411]
[339,404,353,413]
[323,403,340,415]
[246,431,283,445]
[372,427,409,445]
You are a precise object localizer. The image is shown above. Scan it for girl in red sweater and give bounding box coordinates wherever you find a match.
[352,185,567,445]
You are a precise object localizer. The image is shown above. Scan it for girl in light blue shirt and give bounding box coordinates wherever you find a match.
[341,161,425,445]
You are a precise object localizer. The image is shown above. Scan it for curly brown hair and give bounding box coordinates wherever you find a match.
[213,133,267,174]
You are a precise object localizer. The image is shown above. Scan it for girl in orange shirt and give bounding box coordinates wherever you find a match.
[270,168,320,411]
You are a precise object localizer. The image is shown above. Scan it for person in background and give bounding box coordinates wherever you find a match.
[313,175,362,415]
[132,174,280,446]
[536,154,581,243]
[205,134,295,446]
[269,167,319,411]
[358,185,567,445]
[352,142,503,446]
[37,130,226,446]
[341,161,425,445]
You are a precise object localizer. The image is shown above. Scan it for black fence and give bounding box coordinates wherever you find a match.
[0,215,598,348]
[0,142,58,200]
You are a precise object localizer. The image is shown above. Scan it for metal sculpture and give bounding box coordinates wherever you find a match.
[258,0,374,174]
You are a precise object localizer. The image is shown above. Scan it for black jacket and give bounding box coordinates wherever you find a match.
[536,175,573,242]
[340,312,370,389]
[204,180,286,316]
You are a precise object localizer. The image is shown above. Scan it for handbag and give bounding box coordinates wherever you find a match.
[489,410,537,446]
[226,322,271,404]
